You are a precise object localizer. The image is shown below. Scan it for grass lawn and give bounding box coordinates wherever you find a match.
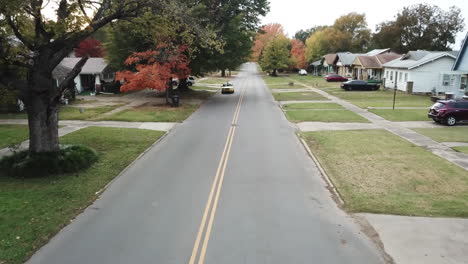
[197,77,232,85]
[283,103,344,110]
[59,105,124,120]
[0,112,27,119]
[413,127,468,143]
[272,92,328,101]
[328,89,433,108]
[369,109,429,121]
[453,146,468,154]
[263,75,292,85]
[285,110,369,123]
[288,75,342,89]
[268,84,306,89]
[0,127,165,264]
[0,125,29,149]
[191,85,219,91]
[302,130,468,217]
[102,103,198,122]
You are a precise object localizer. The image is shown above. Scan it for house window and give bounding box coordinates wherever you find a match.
[399,72,402,82]
[386,71,389,78]
[442,74,450,86]
[390,71,393,81]
[404,73,408,82]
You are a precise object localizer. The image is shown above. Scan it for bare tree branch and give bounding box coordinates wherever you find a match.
[53,55,89,103]
[5,17,35,50]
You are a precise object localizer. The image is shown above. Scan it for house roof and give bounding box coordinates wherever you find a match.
[336,52,361,66]
[311,60,322,66]
[453,32,468,71]
[56,58,108,75]
[366,48,390,56]
[323,54,337,65]
[356,56,381,68]
[376,52,402,64]
[383,50,456,70]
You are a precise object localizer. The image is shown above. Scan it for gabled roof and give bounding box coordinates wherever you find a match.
[375,52,402,64]
[383,50,456,70]
[453,32,468,71]
[336,52,362,66]
[311,60,321,66]
[57,58,108,74]
[323,54,337,65]
[356,56,381,68]
[366,48,390,56]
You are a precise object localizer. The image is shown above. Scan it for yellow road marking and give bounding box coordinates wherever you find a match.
[189,81,247,264]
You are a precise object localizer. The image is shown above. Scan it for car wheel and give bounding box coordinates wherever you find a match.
[172,81,177,86]
[348,86,352,91]
[445,116,457,126]
[187,82,193,86]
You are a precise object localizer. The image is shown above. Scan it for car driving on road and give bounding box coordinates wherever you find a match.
[221,82,234,94]
[428,99,468,126]
[340,80,380,91]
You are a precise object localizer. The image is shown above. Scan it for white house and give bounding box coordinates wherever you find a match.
[53,58,115,93]
[452,32,468,98]
[382,50,458,94]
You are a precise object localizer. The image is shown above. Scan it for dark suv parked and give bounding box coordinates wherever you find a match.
[428,100,468,126]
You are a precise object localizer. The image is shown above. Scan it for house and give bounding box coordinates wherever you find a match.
[352,51,401,80]
[382,50,458,94]
[451,32,468,98]
[336,52,361,78]
[309,60,322,76]
[53,58,115,93]
[321,54,338,75]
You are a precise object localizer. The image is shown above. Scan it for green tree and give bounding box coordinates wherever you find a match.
[305,27,350,61]
[259,36,291,76]
[294,25,328,43]
[372,4,464,53]
[333,12,371,52]
[0,0,183,153]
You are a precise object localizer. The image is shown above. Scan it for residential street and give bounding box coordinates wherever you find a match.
[26,63,384,264]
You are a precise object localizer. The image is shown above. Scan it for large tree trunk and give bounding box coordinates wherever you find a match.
[177,78,189,92]
[272,69,278,77]
[221,69,226,77]
[26,96,60,153]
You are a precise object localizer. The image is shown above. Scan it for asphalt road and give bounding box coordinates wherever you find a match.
[27,63,384,264]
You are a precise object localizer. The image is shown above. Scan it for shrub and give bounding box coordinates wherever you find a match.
[0,145,98,178]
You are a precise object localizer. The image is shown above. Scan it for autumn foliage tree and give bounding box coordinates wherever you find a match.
[252,23,286,61]
[116,45,190,102]
[75,38,105,57]
[290,39,306,69]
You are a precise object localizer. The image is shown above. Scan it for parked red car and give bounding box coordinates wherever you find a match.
[326,74,348,82]
[428,100,468,126]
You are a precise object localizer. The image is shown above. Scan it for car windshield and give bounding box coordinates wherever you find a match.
[432,102,445,109]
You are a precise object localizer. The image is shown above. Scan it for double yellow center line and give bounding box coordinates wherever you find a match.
[189,82,247,264]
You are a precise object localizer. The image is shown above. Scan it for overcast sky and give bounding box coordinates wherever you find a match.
[261,0,468,49]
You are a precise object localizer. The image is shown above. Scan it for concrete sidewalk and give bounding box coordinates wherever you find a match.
[360,213,468,264]
[290,79,468,171]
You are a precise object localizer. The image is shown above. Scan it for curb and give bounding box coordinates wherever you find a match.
[297,135,345,205]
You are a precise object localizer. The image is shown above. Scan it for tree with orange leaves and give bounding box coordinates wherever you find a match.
[116,45,191,103]
[252,23,286,62]
[290,39,307,69]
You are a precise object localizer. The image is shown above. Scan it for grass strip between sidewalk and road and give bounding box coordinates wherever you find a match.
[368,109,429,121]
[273,92,328,101]
[283,103,344,110]
[412,127,468,143]
[0,125,29,149]
[0,126,165,264]
[301,129,468,217]
[100,103,199,122]
[285,110,369,123]
[453,146,468,154]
